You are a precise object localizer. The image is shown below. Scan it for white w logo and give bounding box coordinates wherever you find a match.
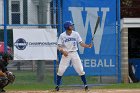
[69,7,109,54]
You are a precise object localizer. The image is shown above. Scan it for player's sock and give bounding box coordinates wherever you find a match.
[80,75,87,85]
[56,75,62,86]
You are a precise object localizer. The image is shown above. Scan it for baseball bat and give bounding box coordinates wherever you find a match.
[91,16,100,42]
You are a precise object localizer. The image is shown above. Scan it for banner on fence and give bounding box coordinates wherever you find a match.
[62,0,118,76]
[13,29,57,60]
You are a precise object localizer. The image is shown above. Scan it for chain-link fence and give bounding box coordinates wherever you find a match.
[0,0,62,87]
[0,0,123,89]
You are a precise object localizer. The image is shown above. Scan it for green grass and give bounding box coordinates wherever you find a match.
[5,70,55,90]
[4,70,140,90]
[62,76,98,85]
[5,70,97,90]
[94,83,140,89]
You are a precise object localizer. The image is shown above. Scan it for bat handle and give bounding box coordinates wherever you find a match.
[91,37,94,44]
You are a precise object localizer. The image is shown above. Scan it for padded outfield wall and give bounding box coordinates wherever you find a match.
[61,0,121,82]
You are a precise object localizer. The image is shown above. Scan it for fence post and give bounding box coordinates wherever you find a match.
[54,60,57,84]
[117,0,122,83]
[3,0,7,52]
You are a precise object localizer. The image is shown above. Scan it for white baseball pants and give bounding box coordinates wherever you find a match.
[57,51,85,76]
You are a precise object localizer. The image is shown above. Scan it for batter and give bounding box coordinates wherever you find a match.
[55,21,92,91]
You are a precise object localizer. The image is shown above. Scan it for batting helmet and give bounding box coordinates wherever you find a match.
[64,21,74,30]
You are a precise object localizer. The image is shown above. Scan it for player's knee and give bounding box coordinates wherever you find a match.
[57,72,63,76]
[78,71,85,76]
[57,68,64,76]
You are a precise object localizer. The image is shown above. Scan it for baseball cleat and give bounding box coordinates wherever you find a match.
[84,85,89,91]
[55,86,59,91]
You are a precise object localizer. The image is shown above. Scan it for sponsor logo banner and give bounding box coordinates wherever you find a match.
[13,29,57,60]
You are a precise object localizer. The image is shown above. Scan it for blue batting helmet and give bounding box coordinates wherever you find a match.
[64,21,74,30]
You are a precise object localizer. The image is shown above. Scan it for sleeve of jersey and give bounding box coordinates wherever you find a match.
[77,32,83,44]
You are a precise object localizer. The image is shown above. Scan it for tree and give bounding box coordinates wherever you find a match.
[121,0,140,18]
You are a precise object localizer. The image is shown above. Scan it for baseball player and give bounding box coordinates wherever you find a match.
[55,21,92,91]
[0,52,15,92]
